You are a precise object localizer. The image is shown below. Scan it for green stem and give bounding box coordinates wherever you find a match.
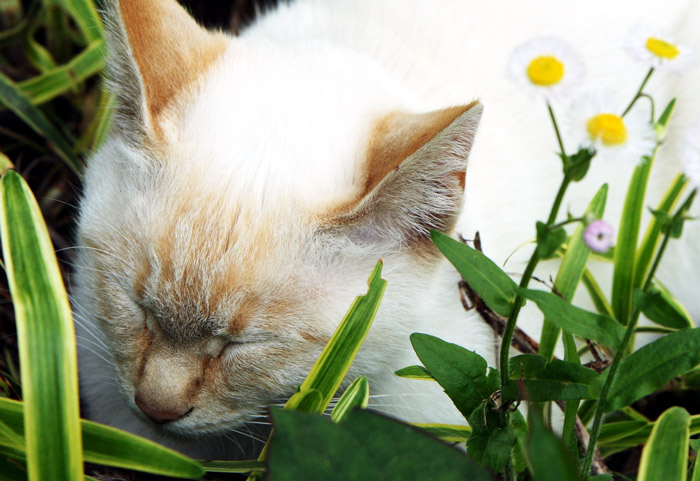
[622,68,654,117]
[548,103,567,158]
[580,230,671,476]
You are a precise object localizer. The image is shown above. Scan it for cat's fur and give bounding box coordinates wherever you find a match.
[74,0,700,459]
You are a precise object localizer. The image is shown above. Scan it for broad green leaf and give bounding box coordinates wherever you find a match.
[638,407,689,481]
[633,285,693,329]
[536,221,566,259]
[290,260,386,413]
[431,230,517,316]
[410,333,498,419]
[0,170,82,481]
[410,423,471,443]
[612,155,654,324]
[330,376,368,422]
[590,328,700,411]
[563,147,594,181]
[466,400,515,472]
[634,173,687,288]
[0,74,82,175]
[540,184,607,359]
[526,411,580,481]
[202,460,265,474]
[503,354,599,402]
[394,365,434,380]
[0,397,204,478]
[267,408,493,481]
[521,289,625,349]
[17,40,105,106]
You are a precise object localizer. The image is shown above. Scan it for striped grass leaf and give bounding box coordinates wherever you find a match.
[74,89,114,153]
[410,423,471,443]
[17,39,105,106]
[202,460,266,474]
[54,0,103,42]
[600,413,700,457]
[638,406,690,481]
[539,183,608,360]
[290,260,387,413]
[633,173,687,288]
[0,73,82,175]
[330,376,369,423]
[611,98,676,325]
[0,397,205,478]
[0,170,82,480]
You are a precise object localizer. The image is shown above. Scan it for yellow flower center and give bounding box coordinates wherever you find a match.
[646,37,680,59]
[586,113,627,146]
[526,56,565,86]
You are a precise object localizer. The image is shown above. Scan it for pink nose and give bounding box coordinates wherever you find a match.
[134,395,192,424]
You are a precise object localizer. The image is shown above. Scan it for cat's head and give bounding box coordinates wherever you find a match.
[74,0,482,437]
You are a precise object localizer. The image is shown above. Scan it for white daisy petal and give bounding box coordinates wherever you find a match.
[625,25,697,73]
[508,37,585,101]
[568,92,656,164]
[678,121,700,189]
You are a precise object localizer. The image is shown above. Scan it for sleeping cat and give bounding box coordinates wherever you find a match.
[73,0,700,459]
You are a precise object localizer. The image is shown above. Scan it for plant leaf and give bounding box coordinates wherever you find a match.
[590,328,700,411]
[540,184,608,359]
[536,221,566,259]
[0,170,83,480]
[526,411,580,481]
[431,230,517,316]
[330,376,369,422]
[466,400,515,472]
[638,406,690,481]
[633,285,693,330]
[409,423,471,443]
[394,365,434,380]
[521,289,625,349]
[267,408,493,481]
[202,460,266,474]
[289,260,386,414]
[0,397,204,478]
[0,73,82,175]
[410,333,498,419]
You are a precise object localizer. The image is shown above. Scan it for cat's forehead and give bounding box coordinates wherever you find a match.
[161,40,416,212]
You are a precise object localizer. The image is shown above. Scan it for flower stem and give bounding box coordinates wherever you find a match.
[622,67,654,117]
[548,103,567,158]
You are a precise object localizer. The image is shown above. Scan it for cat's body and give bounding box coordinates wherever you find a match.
[74,0,700,459]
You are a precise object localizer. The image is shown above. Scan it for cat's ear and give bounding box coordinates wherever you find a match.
[330,101,483,245]
[104,0,228,140]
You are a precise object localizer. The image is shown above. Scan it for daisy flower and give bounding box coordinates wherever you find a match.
[568,92,656,164]
[625,26,697,73]
[583,220,614,253]
[678,121,700,189]
[508,37,584,101]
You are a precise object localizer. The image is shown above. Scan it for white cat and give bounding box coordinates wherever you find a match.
[73,0,700,459]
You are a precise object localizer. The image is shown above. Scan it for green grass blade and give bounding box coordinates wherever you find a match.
[0,73,83,175]
[0,170,83,481]
[202,460,265,474]
[581,268,615,317]
[540,183,608,359]
[330,376,369,422]
[0,397,205,478]
[638,406,689,481]
[611,155,653,324]
[17,39,105,106]
[394,365,434,380]
[410,423,471,443]
[54,0,102,42]
[292,260,387,412]
[633,173,687,288]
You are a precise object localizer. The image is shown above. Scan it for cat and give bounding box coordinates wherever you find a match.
[73,0,700,459]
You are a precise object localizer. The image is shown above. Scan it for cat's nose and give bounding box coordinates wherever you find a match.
[134,395,192,424]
